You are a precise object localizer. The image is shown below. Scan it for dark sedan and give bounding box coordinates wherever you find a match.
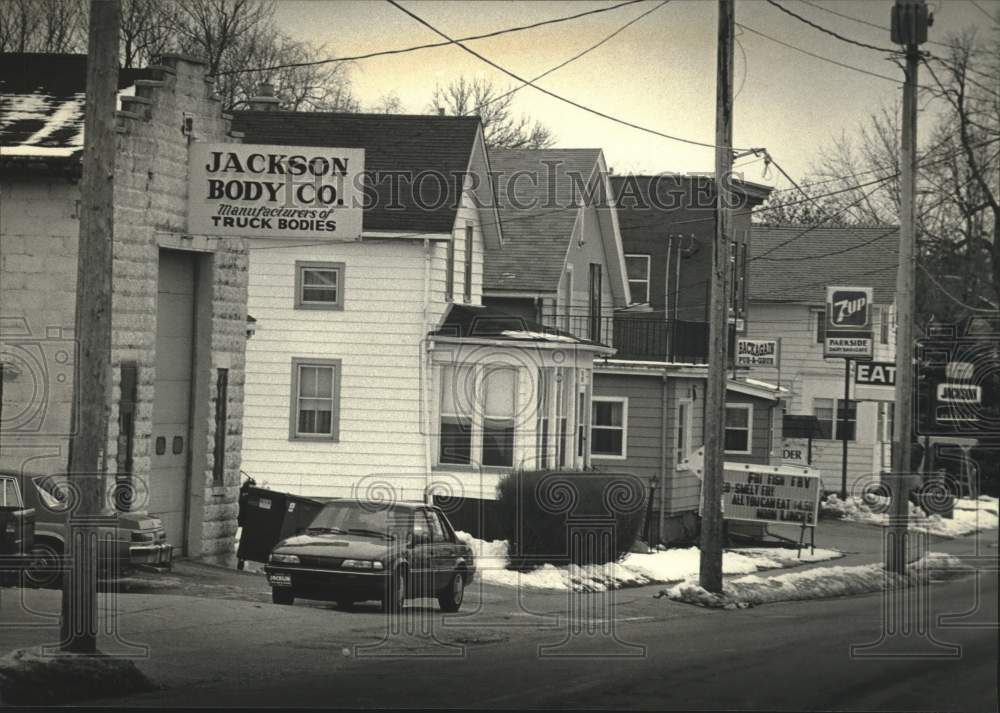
[265,500,475,612]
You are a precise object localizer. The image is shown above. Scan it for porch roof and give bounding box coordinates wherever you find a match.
[430,303,612,352]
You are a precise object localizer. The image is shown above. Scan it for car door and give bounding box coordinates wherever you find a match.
[408,509,435,595]
[425,508,459,591]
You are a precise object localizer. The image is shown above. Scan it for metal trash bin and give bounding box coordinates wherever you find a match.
[237,484,325,567]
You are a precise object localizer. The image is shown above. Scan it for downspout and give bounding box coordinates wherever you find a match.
[423,238,433,504]
[658,371,669,545]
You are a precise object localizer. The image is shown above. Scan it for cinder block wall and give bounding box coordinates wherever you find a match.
[111,55,248,560]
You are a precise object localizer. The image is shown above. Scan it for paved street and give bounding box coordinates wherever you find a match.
[2,523,996,710]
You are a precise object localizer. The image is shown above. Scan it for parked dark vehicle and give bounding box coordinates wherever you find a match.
[265,500,475,612]
[1,474,35,575]
[2,471,172,587]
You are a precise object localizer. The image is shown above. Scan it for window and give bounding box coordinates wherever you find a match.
[837,400,858,441]
[289,358,341,440]
[814,397,856,441]
[724,404,752,454]
[213,368,228,487]
[814,309,826,343]
[878,402,894,442]
[591,397,627,458]
[295,261,345,310]
[463,223,473,302]
[675,401,691,464]
[439,364,474,464]
[536,367,552,468]
[589,263,602,342]
[482,366,517,467]
[445,234,456,301]
[879,306,892,344]
[0,476,23,508]
[625,254,651,304]
[425,508,448,542]
[413,509,432,540]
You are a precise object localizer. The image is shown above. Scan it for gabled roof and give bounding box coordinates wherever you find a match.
[232,111,484,235]
[610,174,773,209]
[749,224,899,304]
[0,53,151,159]
[484,148,603,293]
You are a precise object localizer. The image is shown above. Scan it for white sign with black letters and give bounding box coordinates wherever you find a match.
[188,143,365,240]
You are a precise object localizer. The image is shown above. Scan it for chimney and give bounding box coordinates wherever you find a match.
[437,107,445,116]
[249,82,280,112]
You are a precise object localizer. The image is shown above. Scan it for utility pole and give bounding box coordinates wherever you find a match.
[699,0,734,594]
[840,358,851,500]
[60,0,120,653]
[888,0,929,575]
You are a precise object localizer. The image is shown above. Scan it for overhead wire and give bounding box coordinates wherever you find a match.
[762,0,898,53]
[214,0,647,75]
[386,0,759,152]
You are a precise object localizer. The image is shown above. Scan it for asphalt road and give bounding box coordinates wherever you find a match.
[101,567,998,710]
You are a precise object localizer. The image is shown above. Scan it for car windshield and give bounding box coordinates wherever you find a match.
[1,477,23,508]
[32,475,70,512]
[306,502,410,540]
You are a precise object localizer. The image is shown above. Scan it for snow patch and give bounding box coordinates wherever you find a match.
[455,531,842,592]
[822,494,999,538]
[661,552,973,608]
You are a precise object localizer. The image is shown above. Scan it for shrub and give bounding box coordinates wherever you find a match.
[495,469,648,570]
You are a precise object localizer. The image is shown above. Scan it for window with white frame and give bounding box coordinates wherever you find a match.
[675,400,691,464]
[439,364,475,464]
[625,254,650,304]
[591,397,627,458]
[290,358,341,440]
[814,309,826,343]
[536,367,552,469]
[481,366,517,467]
[814,397,856,441]
[724,403,752,454]
[295,261,345,310]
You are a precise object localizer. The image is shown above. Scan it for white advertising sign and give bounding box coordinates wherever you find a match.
[188,143,365,240]
[826,286,873,329]
[824,335,873,359]
[936,383,982,403]
[736,339,778,366]
[853,360,896,400]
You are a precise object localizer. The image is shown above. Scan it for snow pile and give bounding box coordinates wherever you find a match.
[0,648,156,705]
[822,494,999,537]
[455,531,842,592]
[662,552,973,609]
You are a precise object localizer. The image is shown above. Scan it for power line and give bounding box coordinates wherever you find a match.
[796,0,951,49]
[968,0,998,23]
[387,0,758,152]
[762,0,898,53]
[479,0,672,110]
[215,0,647,76]
[736,23,918,87]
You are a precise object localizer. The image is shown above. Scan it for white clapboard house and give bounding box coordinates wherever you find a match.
[231,109,612,512]
[746,225,899,490]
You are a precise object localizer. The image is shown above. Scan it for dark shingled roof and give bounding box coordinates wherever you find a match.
[231,111,482,234]
[483,148,602,293]
[0,53,151,157]
[749,224,899,304]
[431,303,604,347]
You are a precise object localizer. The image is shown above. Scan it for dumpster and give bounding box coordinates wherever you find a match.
[237,482,325,567]
[1,473,35,583]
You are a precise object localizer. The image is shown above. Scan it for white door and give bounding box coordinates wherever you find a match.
[151,250,196,552]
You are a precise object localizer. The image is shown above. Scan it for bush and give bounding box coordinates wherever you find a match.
[495,469,648,570]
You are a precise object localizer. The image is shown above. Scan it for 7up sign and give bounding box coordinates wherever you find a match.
[824,286,874,359]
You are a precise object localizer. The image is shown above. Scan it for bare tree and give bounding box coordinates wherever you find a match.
[0,0,86,53]
[119,0,177,68]
[370,91,405,114]
[431,76,555,149]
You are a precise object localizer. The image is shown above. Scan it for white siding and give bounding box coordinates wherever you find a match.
[746,300,894,490]
[242,186,488,501]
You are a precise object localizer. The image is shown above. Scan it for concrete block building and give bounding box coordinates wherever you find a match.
[1,53,249,560]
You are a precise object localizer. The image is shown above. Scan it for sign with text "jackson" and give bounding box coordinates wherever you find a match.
[188,143,365,240]
[721,467,821,526]
[824,285,874,359]
[936,383,982,403]
[735,338,778,366]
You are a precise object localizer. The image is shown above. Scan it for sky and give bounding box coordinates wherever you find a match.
[272,0,994,189]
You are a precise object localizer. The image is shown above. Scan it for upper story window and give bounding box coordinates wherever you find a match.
[446,236,456,301]
[814,397,856,441]
[290,358,341,441]
[814,309,826,344]
[295,261,345,310]
[625,254,650,304]
[724,403,752,454]
[463,223,474,303]
[591,397,627,459]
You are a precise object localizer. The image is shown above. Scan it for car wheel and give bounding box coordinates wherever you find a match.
[24,542,63,589]
[438,570,465,612]
[381,568,406,613]
[272,588,295,605]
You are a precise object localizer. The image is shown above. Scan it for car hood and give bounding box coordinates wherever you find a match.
[273,532,393,559]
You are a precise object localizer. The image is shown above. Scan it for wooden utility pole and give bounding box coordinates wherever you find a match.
[60,0,120,653]
[887,0,928,575]
[699,0,735,594]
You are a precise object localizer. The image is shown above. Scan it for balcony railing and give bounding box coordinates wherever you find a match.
[548,314,725,364]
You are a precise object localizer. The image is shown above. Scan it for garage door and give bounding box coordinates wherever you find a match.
[151,250,196,552]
